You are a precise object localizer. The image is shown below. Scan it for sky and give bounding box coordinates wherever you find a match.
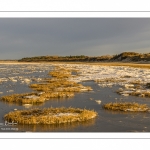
[0,18,150,60]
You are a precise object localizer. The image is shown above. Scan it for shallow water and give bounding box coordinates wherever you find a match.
[0,64,150,132]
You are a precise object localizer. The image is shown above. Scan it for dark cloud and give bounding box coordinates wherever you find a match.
[0,18,150,59]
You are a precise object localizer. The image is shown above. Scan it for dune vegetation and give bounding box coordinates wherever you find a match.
[18,52,150,63]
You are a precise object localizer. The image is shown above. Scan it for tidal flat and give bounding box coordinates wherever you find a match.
[0,62,150,132]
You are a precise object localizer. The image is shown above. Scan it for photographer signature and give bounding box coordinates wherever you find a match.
[0,121,18,126]
[5,121,18,126]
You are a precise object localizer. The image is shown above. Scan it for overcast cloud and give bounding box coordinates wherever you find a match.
[0,18,150,59]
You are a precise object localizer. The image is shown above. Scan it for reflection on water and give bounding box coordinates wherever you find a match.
[2,97,73,107]
[103,108,149,115]
[17,118,96,132]
[2,101,44,107]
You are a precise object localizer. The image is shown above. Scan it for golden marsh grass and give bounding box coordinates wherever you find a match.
[103,102,149,112]
[29,80,83,92]
[4,107,97,124]
[0,93,45,104]
[49,68,71,78]
[129,80,142,85]
[131,91,150,97]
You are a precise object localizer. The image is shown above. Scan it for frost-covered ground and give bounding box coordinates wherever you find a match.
[0,64,54,80]
[0,63,54,95]
[53,63,150,84]
[0,63,150,97]
[52,63,150,97]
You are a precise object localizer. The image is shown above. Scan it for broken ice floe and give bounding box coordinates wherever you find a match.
[95,100,101,104]
[24,95,40,99]
[23,104,33,108]
[51,64,150,99]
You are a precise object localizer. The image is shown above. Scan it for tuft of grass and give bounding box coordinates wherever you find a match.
[49,68,71,78]
[4,107,97,125]
[103,102,149,112]
[0,93,45,104]
[29,79,84,92]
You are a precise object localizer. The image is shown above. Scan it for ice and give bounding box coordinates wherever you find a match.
[95,100,101,104]
[8,90,14,93]
[124,84,134,88]
[24,95,39,99]
[50,113,79,117]
[122,94,129,96]
[24,79,31,82]
[57,64,150,89]
[23,104,33,108]
[120,91,133,94]
[146,75,150,78]
[0,78,8,82]
[8,77,18,82]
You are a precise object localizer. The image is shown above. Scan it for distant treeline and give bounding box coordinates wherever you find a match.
[18,52,150,62]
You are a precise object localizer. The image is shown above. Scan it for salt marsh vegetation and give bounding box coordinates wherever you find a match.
[1,63,150,104]
[0,66,92,104]
[0,92,45,104]
[1,62,150,131]
[4,107,97,124]
[103,102,149,112]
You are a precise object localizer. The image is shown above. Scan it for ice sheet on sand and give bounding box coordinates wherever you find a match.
[57,64,150,89]
[49,113,79,117]
[24,95,40,99]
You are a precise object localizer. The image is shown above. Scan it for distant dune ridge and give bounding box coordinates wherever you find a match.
[18,52,150,62]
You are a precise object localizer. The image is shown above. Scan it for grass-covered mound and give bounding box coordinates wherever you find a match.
[0,93,45,104]
[49,68,71,78]
[0,92,75,104]
[30,83,91,92]
[131,91,150,97]
[40,91,74,99]
[4,107,97,124]
[29,79,92,92]
[30,68,92,92]
[103,102,149,112]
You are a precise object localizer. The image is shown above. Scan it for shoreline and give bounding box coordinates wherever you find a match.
[0,61,150,69]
